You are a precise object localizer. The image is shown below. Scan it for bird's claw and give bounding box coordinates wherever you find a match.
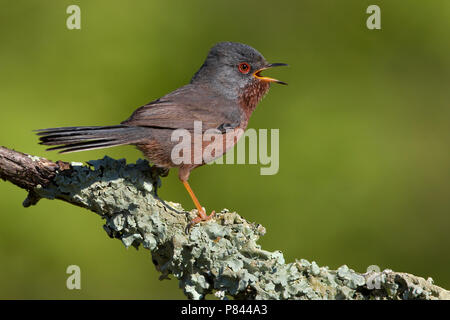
[185,210,215,234]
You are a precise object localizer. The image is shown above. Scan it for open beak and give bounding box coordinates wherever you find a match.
[253,63,288,85]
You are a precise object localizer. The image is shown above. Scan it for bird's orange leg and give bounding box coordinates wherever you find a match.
[182,180,215,227]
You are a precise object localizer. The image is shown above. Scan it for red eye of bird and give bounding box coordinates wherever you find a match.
[238,62,250,74]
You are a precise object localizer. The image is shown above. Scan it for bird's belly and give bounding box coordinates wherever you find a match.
[201,128,245,164]
[136,139,175,168]
[135,125,248,168]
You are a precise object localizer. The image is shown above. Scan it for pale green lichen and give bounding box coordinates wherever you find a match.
[27,155,40,161]
[24,156,450,300]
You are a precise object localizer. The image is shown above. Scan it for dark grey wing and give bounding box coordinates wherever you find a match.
[121,84,241,132]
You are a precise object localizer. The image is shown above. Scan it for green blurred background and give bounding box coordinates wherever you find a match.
[0,0,449,299]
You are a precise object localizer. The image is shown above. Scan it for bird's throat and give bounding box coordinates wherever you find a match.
[239,80,271,118]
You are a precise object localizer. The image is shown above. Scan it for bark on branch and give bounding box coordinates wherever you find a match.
[0,146,449,300]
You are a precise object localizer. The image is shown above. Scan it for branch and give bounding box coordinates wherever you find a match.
[1,146,449,300]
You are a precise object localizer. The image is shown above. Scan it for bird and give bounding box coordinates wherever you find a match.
[36,41,287,229]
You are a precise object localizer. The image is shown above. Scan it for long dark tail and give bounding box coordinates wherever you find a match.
[36,125,148,153]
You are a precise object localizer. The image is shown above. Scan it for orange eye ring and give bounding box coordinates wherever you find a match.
[238,62,251,74]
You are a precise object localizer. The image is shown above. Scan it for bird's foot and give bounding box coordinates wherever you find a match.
[185,210,215,233]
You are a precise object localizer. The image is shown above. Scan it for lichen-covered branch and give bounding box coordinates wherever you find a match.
[0,146,449,300]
